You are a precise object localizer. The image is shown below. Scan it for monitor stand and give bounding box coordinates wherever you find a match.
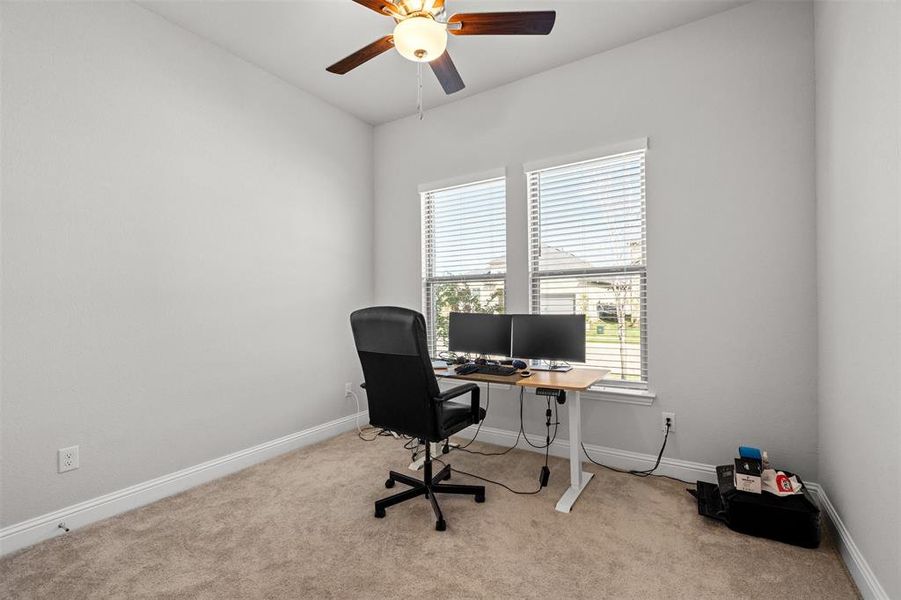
[529,361,572,372]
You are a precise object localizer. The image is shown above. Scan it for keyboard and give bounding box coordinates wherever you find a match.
[473,364,517,376]
[454,363,479,375]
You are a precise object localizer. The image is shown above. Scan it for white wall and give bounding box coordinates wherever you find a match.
[374,2,819,476]
[815,2,900,597]
[0,2,373,526]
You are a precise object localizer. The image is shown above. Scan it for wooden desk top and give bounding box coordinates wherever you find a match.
[436,366,609,392]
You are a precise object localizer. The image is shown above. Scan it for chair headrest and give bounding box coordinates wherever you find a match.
[350,306,427,357]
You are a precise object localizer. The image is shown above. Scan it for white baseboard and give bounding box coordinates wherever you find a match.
[0,411,368,557]
[456,423,718,484]
[806,484,890,600]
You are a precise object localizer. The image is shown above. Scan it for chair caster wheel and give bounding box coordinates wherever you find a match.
[475,493,485,503]
[435,520,446,531]
[374,508,386,518]
[385,479,395,488]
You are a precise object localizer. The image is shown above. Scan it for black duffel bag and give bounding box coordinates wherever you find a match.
[691,468,821,549]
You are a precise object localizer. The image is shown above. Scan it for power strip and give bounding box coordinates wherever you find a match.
[535,387,566,404]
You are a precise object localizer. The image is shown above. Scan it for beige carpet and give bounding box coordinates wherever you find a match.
[1,432,859,599]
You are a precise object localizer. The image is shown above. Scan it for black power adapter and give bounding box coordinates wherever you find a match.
[539,466,550,487]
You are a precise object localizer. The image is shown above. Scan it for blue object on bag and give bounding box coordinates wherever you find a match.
[738,446,762,460]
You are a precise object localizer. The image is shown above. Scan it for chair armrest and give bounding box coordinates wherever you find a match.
[435,383,481,422]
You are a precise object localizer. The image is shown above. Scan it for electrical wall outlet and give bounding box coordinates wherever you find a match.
[661,412,676,433]
[58,446,79,473]
[345,382,352,396]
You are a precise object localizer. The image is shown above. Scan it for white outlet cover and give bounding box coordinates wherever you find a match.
[58,445,79,473]
[661,412,676,433]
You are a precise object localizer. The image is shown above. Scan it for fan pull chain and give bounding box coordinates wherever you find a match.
[417,62,424,120]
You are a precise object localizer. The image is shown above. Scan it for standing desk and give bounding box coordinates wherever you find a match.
[435,366,608,513]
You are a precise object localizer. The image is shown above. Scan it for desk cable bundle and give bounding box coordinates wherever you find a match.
[447,379,679,485]
[396,385,554,495]
[443,386,560,494]
[352,379,683,493]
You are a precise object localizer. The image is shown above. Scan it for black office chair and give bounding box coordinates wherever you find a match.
[350,306,486,531]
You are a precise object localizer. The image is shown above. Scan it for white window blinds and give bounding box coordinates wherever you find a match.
[527,150,647,387]
[422,178,506,355]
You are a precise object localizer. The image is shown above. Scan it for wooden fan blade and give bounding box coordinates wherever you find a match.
[430,50,465,95]
[326,36,394,74]
[351,0,397,16]
[448,11,556,35]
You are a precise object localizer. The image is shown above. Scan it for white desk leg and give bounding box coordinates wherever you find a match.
[555,390,593,513]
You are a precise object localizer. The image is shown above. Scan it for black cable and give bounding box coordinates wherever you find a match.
[433,458,542,495]
[545,441,551,469]
[518,388,560,449]
[407,437,423,462]
[582,454,694,485]
[448,388,555,491]
[358,427,393,442]
[543,396,554,469]
[453,429,522,456]
[451,385,526,457]
[649,472,695,485]
[628,423,670,476]
[451,386,560,457]
[581,423,676,480]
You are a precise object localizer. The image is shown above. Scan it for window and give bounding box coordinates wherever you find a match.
[527,150,647,387]
[422,178,506,356]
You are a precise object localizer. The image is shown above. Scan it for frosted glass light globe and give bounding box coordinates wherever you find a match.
[393,17,447,62]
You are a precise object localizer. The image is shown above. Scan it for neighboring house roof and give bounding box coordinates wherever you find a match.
[455,243,641,283]
[482,245,589,276]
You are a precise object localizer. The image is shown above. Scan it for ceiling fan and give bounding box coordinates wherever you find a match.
[326,0,556,95]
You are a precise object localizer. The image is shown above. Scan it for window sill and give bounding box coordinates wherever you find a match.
[584,386,656,406]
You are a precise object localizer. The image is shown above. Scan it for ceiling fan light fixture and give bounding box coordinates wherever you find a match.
[328,4,557,100]
[393,17,447,62]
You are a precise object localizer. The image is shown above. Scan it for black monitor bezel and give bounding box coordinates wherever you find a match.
[510,314,587,363]
[447,312,513,357]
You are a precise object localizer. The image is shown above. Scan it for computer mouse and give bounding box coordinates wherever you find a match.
[520,370,531,377]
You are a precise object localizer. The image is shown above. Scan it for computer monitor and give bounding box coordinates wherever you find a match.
[511,314,586,366]
[448,312,512,357]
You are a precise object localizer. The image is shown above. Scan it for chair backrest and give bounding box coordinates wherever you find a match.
[350,306,441,439]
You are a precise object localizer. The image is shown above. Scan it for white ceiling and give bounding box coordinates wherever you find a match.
[140,0,745,125]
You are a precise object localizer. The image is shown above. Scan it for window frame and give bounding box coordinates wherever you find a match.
[526,146,648,390]
[421,175,507,356]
